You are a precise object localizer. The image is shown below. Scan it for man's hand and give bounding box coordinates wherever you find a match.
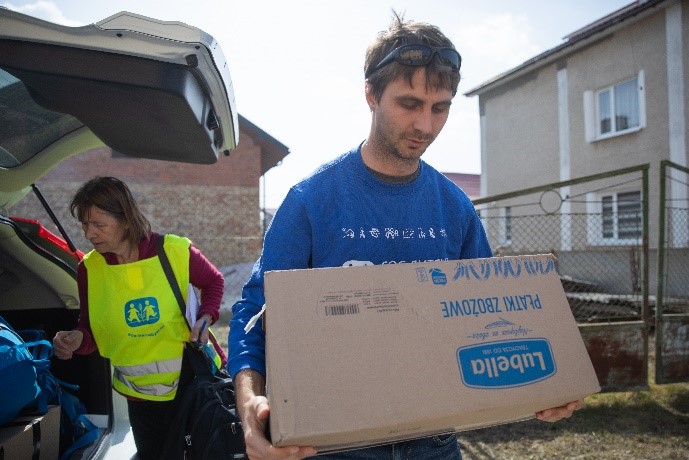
[535,400,582,422]
[53,330,84,360]
[236,370,317,459]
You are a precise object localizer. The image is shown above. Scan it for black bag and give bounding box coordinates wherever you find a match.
[156,236,246,459]
[160,342,246,459]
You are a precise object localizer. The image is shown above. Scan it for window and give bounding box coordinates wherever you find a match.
[597,78,639,135]
[0,69,82,167]
[613,191,642,239]
[592,191,642,244]
[584,71,645,142]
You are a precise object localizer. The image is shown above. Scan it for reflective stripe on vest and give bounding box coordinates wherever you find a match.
[113,356,183,397]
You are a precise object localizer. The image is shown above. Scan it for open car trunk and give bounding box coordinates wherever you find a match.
[0,216,114,458]
[0,7,238,459]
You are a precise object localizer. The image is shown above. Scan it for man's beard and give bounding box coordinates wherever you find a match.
[374,123,433,165]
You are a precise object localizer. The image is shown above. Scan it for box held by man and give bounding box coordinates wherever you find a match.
[264,254,600,453]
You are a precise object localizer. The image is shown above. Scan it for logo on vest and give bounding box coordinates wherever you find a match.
[124,297,160,327]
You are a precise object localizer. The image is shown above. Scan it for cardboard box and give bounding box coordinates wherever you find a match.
[264,254,600,453]
[0,405,60,459]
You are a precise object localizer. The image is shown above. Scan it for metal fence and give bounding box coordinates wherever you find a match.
[656,160,689,384]
[474,165,649,325]
[480,212,646,324]
[474,164,651,391]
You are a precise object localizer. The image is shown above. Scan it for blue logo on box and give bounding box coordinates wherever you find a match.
[457,339,556,389]
[430,268,447,285]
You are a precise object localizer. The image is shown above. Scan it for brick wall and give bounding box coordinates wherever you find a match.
[10,130,265,268]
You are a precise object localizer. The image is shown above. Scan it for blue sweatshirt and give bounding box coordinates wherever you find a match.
[228,145,493,377]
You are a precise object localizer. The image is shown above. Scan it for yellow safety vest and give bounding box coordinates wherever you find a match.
[85,234,192,401]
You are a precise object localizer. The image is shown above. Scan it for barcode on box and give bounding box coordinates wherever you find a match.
[325,303,360,316]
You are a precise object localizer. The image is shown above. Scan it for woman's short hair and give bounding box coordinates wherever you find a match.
[70,176,151,246]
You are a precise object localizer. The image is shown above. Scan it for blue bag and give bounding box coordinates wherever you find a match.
[13,327,100,459]
[0,315,46,425]
[57,388,100,460]
[15,328,60,414]
[0,318,99,457]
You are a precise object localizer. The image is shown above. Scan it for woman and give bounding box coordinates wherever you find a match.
[53,176,225,460]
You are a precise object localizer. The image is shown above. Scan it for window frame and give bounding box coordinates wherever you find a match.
[584,70,646,142]
[586,190,643,246]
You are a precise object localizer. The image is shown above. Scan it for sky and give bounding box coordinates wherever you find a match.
[3,0,634,208]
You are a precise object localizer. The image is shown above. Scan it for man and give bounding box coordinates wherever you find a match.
[229,13,581,460]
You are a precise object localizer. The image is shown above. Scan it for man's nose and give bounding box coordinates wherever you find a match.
[413,108,433,134]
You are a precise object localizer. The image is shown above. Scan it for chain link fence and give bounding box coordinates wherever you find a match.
[658,161,689,313]
[656,160,689,384]
[659,206,689,312]
[474,164,650,325]
[480,213,645,324]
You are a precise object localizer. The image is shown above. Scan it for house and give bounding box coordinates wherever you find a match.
[464,0,689,389]
[465,0,687,252]
[11,114,289,268]
[443,172,481,201]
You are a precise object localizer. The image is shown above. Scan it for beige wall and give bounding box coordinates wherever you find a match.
[569,10,666,179]
[565,8,669,237]
[480,64,561,196]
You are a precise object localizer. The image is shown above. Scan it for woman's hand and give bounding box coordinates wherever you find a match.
[191,313,213,346]
[53,330,84,359]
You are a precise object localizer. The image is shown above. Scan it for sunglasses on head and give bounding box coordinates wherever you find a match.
[365,44,462,79]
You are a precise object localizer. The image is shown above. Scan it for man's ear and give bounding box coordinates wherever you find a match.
[365,82,377,111]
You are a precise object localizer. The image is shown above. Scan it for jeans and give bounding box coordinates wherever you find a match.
[311,433,461,460]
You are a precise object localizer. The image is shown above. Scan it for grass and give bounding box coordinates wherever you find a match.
[214,316,689,459]
[458,381,689,459]
[458,333,689,460]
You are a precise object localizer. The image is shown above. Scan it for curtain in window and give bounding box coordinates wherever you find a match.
[598,90,611,134]
[601,191,641,240]
[602,196,614,238]
[614,78,639,131]
[617,191,641,239]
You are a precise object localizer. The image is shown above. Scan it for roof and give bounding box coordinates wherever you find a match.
[464,0,668,97]
[238,114,290,175]
[444,172,481,199]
